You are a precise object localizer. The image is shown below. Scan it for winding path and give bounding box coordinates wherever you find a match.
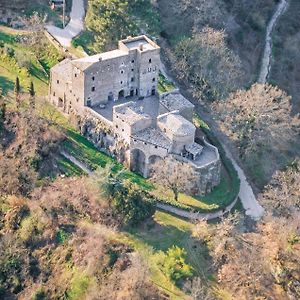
[258,0,288,83]
[46,0,85,48]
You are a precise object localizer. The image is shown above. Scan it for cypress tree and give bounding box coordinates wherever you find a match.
[29,81,35,109]
[0,91,5,130]
[14,77,21,109]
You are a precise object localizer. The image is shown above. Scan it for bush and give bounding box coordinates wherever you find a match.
[158,246,193,283]
[3,44,14,57]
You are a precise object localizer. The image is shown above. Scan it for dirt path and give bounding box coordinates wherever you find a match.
[258,0,288,83]
[46,0,85,48]
[61,151,239,221]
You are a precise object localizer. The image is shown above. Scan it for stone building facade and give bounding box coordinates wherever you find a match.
[49,35,221,195]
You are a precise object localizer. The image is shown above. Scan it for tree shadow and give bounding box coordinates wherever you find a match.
[0,76,14,95]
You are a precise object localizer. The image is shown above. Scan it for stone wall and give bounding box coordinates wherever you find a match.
[172,140,221,195]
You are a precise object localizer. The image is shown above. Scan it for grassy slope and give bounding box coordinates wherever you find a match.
[120,210,211,299]
[0,30,58,96]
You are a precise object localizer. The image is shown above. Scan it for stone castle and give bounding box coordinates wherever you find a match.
[49,35,221,194]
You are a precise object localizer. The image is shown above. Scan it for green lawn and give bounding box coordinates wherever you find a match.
[57,156,84,177]
[152,168,233,212]
[0,29,62,96]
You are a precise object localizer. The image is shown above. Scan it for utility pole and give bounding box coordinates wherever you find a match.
[63,0,65,28]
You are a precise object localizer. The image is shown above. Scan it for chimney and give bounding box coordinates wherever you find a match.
[139,43,144,51]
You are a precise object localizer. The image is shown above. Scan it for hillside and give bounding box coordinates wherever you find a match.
[271,0,300,113]
[157,0,277,85]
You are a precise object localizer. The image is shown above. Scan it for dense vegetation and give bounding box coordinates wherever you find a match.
[74,0,161,53]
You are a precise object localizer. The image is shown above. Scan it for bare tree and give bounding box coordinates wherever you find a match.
[19,12,47,46]
[151,157,195,201]
[214,83,300,157]
[173,26,243,101]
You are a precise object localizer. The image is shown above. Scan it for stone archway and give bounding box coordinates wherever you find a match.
[148,155,163,177]
[118,90,125,99]
[131,149,146,176]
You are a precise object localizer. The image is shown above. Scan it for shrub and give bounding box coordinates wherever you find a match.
[158,246,193,283]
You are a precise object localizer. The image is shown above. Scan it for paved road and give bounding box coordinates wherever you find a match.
[221,144,264,220]
[258,0,288,83]
[46,0,85,48]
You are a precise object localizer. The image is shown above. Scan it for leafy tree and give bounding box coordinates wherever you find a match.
[158,246,193,283]
[86,0,138,51]
[113,181,155,226]
[92,163,125,207]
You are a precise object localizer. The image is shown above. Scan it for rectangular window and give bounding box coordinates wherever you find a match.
[57,80,59,84]
[92,76,95,81]
[75,73,77,77]
[91,87,95,92]
[131,77,134,82]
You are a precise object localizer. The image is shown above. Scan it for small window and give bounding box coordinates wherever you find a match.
[122,129,124,132]
[53,92,55,96]
[155,145,158,149]
[75,73,77,77]
[116,125,118,128]
[57,80,59,84]
[144,142,147,145]
[131,68,134,72]
[76,98,79,102]
[131,60,135,63]
[92,76,95,81]
[91,87,95,92]
[148,67,151,72]
[149,58,152,63]
[120,81,123,84]
[69,90,72,93]
[120,70,124,74]
[152,78,155,82]
[131,77,134,82]
[134,139,137,142]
